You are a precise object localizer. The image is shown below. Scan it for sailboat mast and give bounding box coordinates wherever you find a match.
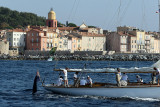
[158,0,160,32]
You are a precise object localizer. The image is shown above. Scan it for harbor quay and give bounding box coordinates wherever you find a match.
[0,51,160,61]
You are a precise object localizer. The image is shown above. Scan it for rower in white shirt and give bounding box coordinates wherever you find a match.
[57,76,63,86]
[80,77,87,86]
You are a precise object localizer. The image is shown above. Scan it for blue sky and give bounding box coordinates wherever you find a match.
[0,0,159,31]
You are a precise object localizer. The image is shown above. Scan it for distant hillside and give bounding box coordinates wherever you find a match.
[0,7,64,29]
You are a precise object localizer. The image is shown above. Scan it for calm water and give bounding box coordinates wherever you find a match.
[1,60,160,107]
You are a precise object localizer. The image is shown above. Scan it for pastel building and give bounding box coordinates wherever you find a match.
[67,33,82,51]
[80,32,106,51]
[46,31,58,51]
[26,29,47,51]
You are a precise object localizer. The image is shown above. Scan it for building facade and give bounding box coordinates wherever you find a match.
[26,29,47,51]
[6,29,26,53]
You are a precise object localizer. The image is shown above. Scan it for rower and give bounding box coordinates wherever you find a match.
[153,67,160,85]
[136,75,143,83]
[87,76,93,87]
[80,77,87,86]
[116,68,122,87]
[121,73,128,86]
[57,76,63,86]
[73,72,79,86]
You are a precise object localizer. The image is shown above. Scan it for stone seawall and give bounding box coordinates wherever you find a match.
[0,53,160,61]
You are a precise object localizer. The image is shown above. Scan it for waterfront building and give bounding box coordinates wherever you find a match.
[26,29,47,51]
[67,32,82,51]
[106,32,128,53]
[6,29,26,54]
[0,40,9,55]
[80,32,106,51]
[57,34,68,51]
[46,31,58,51]
[128,34,137,53]
[117,26,146,53]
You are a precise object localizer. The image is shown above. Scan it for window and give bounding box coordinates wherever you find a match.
[28,33,30,36]
[32,38,34,43]
[14,38,16,41]
[135,40,136,43]
[32,33,34,36]
[37,33,38,36]
[60,45,62,48]
[17,38,19,41]
[55,43,57,47]
[32,43,33,46]
[14,42,16,45]
[47,43,49,48]
[51,39,53,43]
[51,34,53,38]
[37,43,38,46]
[37,38,39,42]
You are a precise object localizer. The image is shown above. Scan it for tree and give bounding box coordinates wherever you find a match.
[0,22,10,29]
[68,23,77,27]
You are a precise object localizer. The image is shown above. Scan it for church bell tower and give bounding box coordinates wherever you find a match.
[46,8,57,27]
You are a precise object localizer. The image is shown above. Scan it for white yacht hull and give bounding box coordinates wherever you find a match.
[43,86,160,98]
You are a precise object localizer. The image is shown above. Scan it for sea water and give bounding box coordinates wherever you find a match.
[0,60,160,107]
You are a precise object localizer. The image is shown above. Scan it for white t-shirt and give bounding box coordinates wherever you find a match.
[121,74,128,81]
[74,74,77,79]
[157,68,160,74]
[87,78,92,84]
[57,78,63,86]
[63,69,67,77]
[80,79,87,85]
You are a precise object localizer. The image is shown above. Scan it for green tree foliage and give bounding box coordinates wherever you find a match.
[49,47,57,55]
[88,26,96,28]
[0,7,46,29]
[67,23,77,27]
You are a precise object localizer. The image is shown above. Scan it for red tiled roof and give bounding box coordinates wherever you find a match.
[79,32,105,37]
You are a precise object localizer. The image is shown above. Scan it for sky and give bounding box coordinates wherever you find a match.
[0,0,159,32]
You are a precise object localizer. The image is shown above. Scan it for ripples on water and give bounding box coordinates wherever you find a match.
[0,60,160,107]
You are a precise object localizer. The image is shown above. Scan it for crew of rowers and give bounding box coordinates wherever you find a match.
[116,67,160,87]
[56,67,92,87]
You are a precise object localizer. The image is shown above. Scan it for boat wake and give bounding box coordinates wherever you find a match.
[43,93,160,102]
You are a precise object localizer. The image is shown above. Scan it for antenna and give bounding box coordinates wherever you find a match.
[158,0,160,32]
